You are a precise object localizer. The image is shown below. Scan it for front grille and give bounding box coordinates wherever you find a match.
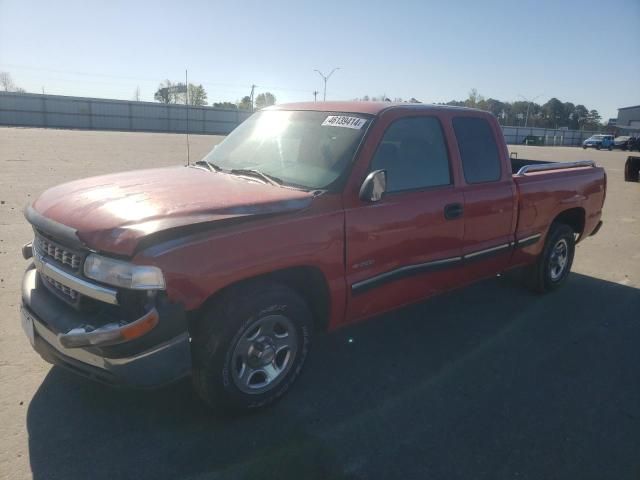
[32,230,88,307]
[34,233,84,272]
[41,272,79,301]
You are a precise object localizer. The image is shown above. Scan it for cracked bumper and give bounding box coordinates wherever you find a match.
[21,267,192,388]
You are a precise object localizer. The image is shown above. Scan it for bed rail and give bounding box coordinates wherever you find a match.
[515,160,596,176]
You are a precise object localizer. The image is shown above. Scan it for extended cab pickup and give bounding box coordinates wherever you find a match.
[20,102,606,411]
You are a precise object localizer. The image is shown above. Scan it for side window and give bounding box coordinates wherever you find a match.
[370,117,451,193]
[452,117,501,183]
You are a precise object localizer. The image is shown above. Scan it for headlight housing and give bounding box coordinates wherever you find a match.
[83,254,166,290]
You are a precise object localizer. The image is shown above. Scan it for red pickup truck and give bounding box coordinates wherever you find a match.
[20,102,606,411]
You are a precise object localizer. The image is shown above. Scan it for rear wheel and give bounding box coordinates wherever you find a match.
[526,223,575,293]
[191,282,313,412]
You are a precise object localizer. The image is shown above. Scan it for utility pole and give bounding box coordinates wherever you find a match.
[250,84,256,112]
[313,90,318,102]
[185,69,190,166]
[518,94,541,128]
[314,67,340,101]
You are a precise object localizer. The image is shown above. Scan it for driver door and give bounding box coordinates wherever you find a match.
[344,115,464,321]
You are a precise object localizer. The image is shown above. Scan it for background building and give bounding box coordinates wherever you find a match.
[616,105,640,133]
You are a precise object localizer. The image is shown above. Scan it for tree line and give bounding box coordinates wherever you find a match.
[355,89,606,131]
[443,89,604,130]
[153,79,276,110]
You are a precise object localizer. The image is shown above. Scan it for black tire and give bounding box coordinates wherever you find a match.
[191,282,313,412]
[582,145,587,149]
[525,223,575,293]
[596,144,601,150]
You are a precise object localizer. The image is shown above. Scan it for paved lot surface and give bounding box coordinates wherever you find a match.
[1,127,639,480]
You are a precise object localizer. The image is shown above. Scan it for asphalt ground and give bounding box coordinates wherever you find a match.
[0,127,639,480]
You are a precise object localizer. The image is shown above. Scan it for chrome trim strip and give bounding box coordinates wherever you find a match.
[516,160,595,176]
[516,233,542,245]
[33,252,119,305]
[351,233,544,294]
[352,256,462,293]
[399,256,462,273]
[463,243,511,259]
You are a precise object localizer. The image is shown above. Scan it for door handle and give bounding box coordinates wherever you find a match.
[444,203,464,220]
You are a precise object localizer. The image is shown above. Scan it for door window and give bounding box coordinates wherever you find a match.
[370,117,451,193]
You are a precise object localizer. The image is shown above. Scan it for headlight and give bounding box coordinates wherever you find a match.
[83,254,166,290]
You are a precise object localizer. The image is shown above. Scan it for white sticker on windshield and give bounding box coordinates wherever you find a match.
[322,115,367,129]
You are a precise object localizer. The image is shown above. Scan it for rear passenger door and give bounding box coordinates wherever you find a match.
[452,115,516,281]
[345,114,464,321]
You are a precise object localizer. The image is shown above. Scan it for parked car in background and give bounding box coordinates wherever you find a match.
[20,102,607,412]
[613,136,633,150]
[523,135,544,146]
[583,134,614,150]
[626,137,639,152]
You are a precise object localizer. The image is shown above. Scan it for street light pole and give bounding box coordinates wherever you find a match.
[518,94,541,128]
[314,67,340,101]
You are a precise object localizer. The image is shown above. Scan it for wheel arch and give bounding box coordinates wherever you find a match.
[551,207,586,240]
[189,266,332,333]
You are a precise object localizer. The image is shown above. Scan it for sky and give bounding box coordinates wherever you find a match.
[1,0,639,120]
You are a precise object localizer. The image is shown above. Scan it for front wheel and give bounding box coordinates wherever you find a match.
[525,223,575,293]
[191,282,313,412]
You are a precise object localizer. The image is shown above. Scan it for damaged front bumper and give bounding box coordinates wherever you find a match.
[21,266,192,388]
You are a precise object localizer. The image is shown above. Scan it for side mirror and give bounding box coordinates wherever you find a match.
[359,169,387,202]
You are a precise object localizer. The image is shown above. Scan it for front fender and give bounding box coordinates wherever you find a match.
[132,203,347,328]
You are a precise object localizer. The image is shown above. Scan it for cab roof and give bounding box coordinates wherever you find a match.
[269,101,486,116]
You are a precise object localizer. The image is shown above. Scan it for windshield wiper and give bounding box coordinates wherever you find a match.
[230,168,283,186]
[192,160,221,172]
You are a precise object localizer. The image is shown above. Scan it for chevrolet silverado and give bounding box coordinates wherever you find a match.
[20,102,606,411]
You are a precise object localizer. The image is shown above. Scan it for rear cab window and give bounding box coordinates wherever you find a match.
[452,116,502,183]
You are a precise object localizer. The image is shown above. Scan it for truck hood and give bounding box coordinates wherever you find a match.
[29,166,315,256]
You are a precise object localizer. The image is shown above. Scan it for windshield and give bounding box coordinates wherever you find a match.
[201,110,370,189]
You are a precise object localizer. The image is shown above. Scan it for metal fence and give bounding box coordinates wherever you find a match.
[0,91,251,134]
[1,92,602,145]
[501,126,600,146]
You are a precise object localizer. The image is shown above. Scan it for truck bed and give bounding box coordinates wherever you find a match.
[510,157,552,175]
[510,157,606,246]
[511,156,599,177]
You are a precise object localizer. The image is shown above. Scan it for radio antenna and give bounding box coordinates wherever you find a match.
[185,69,191,166]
